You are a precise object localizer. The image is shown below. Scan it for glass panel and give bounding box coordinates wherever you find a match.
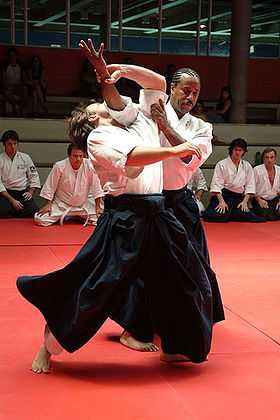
[28,0,67,47]
[250,0,280,58]
[209,0,232,57]
[121,0,159,52]
[0,1,11,44]
[161,0,197,55]
[15,0,24,45]
[70,0,108,49]
[111,0,120,51]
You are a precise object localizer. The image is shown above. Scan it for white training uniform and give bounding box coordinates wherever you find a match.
[210,156,256,195]
[254,164,280,201]
[88,90,167,196]
[44,89,167,356]
[0,151,40,192]
[34,158,103,226]
[187,168,208,213]
[161,102,213,190]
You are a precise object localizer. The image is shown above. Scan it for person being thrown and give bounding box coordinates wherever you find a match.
[17,40,213,374]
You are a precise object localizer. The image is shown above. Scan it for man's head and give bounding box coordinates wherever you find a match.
[170,68,201,117]
[67,144,85,170]
[2,130,19,159]
[229,138,248,161]
[261,147,277,167]
[68,101,112,151]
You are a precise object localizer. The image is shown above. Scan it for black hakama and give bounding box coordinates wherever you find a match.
[252,196,280,221]
[203,188,265,222]
[163,187,225,323]
[17,194,213,363]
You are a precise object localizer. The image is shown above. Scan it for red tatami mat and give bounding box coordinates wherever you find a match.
[0,219,93,246]
[1,220,280,420]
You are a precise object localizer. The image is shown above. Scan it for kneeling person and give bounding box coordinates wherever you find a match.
[253,148,280,221]
[203,138,263,222]
[35,144,103,226]
[0,130,40,218]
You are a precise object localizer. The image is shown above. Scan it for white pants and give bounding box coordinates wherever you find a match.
[34,210,97,227]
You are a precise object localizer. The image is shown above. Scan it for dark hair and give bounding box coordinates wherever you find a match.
[261,147,277,162]
[228,138,248,155]
[219,86,232,101]
[68,103,95,152]
[2,130,19,144]
[171,67,200,85]
[67,143,84,156]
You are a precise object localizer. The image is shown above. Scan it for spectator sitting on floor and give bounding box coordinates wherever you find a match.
[208,86,232,123]
[203,138,264,222]
[26,55,48,116]
[0,130,40,218]
[2,47,28,117]
[187,168,208,214]
[252,148,280,221]
[34,144,103,227]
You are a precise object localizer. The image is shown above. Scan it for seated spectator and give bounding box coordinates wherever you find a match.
[79,58,101,101]
[203,138,264,222]
[0,130,40,217]
[2,47,28,117]
[34,144,103,227]
[191,101,225,145]
[208,85,232,123]
[252,148,280,221]
[26,55,47,116]
[187,168,208,214]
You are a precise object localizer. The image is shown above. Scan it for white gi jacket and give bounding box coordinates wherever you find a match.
[40,158,103,218]
[0,151,40,192]
[187,168,208,192]
[254,164,280,200]
[210,157,256,195]
[88,90,167,196]
[161,102,213,190]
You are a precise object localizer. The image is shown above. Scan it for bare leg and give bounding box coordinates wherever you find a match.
[31,344,51,374]
[120,330,159,352]
[31,325,63,374]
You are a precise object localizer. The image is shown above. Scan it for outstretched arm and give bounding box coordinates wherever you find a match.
[79,39,125,111]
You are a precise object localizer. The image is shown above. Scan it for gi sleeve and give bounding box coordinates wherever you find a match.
[193,168,208,191]
[244,162,256,194]
[25,155,41,189]
[90,170,104,199]
[0,160,6,193]
[40,163,62,201]
[210,162,225,193]
[104,96,139,126]
[181,123,213,173]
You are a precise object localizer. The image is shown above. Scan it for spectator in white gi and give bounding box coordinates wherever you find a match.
[187,168,208,214]
[203,138,264,222]
[252,147,280,221]
[0,130,40,218]
[34,144,103,226]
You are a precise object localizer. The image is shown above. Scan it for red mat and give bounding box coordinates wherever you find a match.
[1,221,280,420]
[0,219,93,246]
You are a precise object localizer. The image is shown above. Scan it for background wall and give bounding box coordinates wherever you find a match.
[1,45,279,102]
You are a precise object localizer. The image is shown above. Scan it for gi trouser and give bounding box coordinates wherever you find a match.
[0,189,38,218]
[203,188,265,222]
[17,194,213,363]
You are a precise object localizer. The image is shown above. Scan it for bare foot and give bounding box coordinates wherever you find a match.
[160,353,191,363]
[120,331,159,352]
[31,345,51,374]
